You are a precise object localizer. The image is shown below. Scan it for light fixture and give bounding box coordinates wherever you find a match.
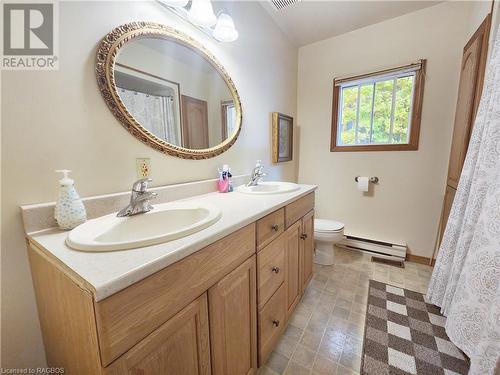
[161,0,189,7]
[213,13,238,42]
[187,0,217,28]
[158,0,239,43]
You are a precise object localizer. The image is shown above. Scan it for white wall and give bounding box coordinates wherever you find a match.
[0,1,297,367]
[297,2,490,258]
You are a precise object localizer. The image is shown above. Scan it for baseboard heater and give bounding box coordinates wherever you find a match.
[338,235,407,262]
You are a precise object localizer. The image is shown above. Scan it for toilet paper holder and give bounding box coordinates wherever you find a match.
[354,176,379,183]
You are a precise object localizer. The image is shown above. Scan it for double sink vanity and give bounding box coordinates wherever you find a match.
[25,179,316,374]
[21,17,318,374]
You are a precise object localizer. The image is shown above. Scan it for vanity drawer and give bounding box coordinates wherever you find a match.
[257,233,285,308]
[285,193,315,228]
[258,283,286,365]
[94,223,256,366]
[257,208,284,250]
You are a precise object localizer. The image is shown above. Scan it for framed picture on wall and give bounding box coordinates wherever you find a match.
[272,112,293,163]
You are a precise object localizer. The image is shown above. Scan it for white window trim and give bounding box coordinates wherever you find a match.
[336,71,417,147]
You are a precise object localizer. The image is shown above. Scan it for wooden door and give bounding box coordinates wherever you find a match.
[300,211,314,293]
[447,16,490,188]
[284,221,301,318]
[105,294,211,375]
[441,186,456,235]
[208,256,257,375]
[181,95,209,149]
[439,15,491,247]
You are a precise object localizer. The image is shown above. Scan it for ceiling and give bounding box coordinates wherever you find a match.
[259,1,441,46]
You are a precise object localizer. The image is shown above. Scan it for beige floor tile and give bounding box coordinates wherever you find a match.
[284,361,311,375]
[276,335,300,358]
[310,279,327,291]
[313,273,329,283]
[258,365,280,375]
[350,302,366,315]
[284,324,304,342]
[263,247,435,374]
[289,311,311,330]
[339,350,361,373]
[335,298,352,310]
[331,306,350,320]
[336,364,359,375]
[318,338,343,363]
[348,312,365,327]
[305,317,327,336]
[312,354,338,375]
[300,330,323,352]
[291,344,317,369]
[267,351,290,374]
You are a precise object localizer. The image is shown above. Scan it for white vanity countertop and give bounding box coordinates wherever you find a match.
[30,184,317,301]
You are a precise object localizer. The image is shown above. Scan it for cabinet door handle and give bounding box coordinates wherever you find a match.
[271,224,279,231]
[272,266,280,274]
[272,320,280,327]
[300,234,308,240]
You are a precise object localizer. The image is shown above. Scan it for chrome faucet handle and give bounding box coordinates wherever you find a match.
[132,178,152,193]
[137,191,158,201]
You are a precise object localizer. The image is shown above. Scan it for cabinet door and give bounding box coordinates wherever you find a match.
[447,16,490,188]
[285,221,301,318]
[209,256,257,375]
[105,294,211,375]
[300,211,314,293]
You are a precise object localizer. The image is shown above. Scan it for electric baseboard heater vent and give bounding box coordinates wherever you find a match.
[338,235,407,262]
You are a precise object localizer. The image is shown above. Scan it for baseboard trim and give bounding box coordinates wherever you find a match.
[406,254,435,266]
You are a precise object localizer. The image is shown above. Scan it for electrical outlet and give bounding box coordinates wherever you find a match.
[136,158,151,179]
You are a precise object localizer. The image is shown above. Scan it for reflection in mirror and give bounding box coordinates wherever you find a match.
[114,37,235,149]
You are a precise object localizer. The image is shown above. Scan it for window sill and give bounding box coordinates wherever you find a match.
[330,143,419,152]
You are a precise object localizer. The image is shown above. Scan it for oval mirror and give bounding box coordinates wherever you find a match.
[96,22,242,159]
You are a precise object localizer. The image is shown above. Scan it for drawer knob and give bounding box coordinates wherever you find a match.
[300,234,308,240]
[272,266,280,274]
[272,320,280,327]
[271,224,279,231]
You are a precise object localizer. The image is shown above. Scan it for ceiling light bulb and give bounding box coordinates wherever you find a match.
[213,13,239,42]
[187,0,217,28]
[162,0,189,7]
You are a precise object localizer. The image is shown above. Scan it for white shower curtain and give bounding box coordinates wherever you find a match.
[118,88,179,144]
[427,28,500,375]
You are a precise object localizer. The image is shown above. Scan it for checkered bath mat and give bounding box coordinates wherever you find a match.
[361,280,469,375]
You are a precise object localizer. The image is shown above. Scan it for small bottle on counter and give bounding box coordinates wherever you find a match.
[54,170,87,230]
[217,164,233,193]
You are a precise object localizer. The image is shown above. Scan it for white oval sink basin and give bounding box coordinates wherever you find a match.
[237,181,300,195]
[66,202,222,252]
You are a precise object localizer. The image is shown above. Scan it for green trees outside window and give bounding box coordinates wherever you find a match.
[338,74,414,146]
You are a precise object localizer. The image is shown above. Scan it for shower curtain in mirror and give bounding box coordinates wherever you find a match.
[118,88,179,144]
[427,28,500,375]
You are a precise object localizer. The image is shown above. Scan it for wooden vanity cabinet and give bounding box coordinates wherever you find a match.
[300,210,314,293]
[284,220,301,318]
[28,192,315,375]
[209,256,257,375]
[104,294,211,375]
[257,193,315,364]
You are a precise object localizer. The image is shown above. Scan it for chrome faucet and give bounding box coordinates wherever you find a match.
[247,161,266,187]
[117,178,158,217]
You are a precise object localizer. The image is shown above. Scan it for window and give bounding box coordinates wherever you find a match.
[331,60,426,151]
[221,99,236,139]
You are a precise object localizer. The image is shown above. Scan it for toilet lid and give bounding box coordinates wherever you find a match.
[315,219,344,232]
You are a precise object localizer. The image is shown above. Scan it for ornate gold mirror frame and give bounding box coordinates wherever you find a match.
[95,22,242,159]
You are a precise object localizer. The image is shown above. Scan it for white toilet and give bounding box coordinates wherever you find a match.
[314,219,345,265]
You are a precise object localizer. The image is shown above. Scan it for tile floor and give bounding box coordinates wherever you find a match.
[258,247,433,375]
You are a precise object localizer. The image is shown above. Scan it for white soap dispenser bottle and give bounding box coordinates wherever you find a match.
[54,170,87,230]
